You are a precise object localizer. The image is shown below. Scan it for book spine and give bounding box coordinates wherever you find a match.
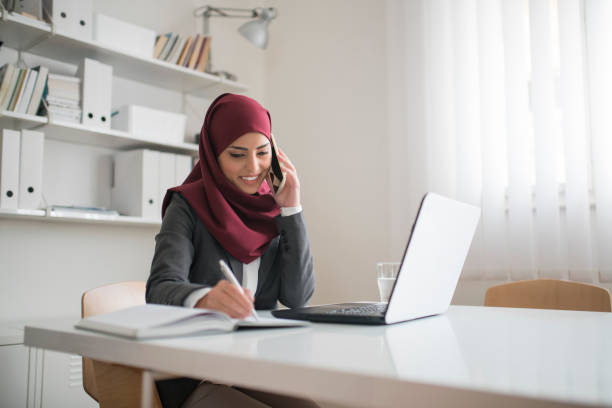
[7,68,26,111]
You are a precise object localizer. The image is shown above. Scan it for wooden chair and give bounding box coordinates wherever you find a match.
[81,281,163,408]
[484,279,612,312]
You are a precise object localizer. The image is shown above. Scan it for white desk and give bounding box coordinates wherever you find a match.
[24,306,612,407]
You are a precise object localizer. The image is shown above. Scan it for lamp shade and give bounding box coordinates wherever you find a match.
[238,8,275,49]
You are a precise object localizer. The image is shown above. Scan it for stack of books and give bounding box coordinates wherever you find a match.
[153,33,211,72]
[0,63,49,116]
[41,74,82,123]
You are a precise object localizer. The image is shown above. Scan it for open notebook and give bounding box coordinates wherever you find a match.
[75,304,310,339]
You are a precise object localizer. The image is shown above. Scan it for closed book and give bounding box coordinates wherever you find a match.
[46,73,80,100]
[7,68,27,111]
[0,64,17,109]
[153,33,170,59]
[15,69,38,114]
[168,36,187,65]
[45,94,80,109]
[47,105,82,121]
[1,66,21,111]
[188,34,204,69]
[181,35,199,67]
[26,66,49,115]
[160,33,178,61]
[74,304,309,339]
[176,35,193,66]
[195,36,212,72]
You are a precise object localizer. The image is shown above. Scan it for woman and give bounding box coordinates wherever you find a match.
[146,93,317,407]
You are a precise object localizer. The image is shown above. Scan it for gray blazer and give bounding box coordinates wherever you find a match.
[146,192,315,310]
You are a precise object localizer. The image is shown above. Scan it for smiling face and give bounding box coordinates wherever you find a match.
[217,132,272,194]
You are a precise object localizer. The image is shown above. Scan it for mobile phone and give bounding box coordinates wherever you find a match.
[269,133,286,194]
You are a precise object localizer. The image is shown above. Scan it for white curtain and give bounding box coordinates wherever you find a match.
[387,0,612,282]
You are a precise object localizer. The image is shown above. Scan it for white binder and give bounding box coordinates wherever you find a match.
[0,129,20,209]
[78,58,113,129]
[18,129,44,210]
[175,154,193,186]
[111,149,159,219]
[158,152,176,214]
[42,0,92,41]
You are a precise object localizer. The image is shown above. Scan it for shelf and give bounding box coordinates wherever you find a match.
[0,111,198,155]
[0,208,161,227]
[0,12,248,97]
[0,324,24,346]
[0,110,46,129]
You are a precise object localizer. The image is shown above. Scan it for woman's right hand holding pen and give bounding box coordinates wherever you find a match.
[195,280,255,319]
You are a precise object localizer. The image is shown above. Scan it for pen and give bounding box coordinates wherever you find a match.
[218,260,259,321]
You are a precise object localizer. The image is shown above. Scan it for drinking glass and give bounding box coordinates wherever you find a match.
[376,262,400,303]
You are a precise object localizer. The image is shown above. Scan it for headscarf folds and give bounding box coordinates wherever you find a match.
[162,93,280,263]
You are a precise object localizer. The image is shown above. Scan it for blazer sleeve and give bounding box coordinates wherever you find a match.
[146,194,209,305]
[274,211,315,308]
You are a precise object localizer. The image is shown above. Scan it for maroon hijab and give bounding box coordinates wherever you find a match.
[162,93,280,263]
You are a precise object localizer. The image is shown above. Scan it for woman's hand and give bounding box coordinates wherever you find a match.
[195,280,255,319]
[269,149,301,208]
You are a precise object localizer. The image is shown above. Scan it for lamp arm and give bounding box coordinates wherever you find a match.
[193,6,257,19]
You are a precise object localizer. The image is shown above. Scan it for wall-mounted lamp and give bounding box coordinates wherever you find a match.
[194,6,278,50]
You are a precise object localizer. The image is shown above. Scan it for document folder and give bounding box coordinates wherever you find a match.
[175,154,192,186]
[78,58,113,129]
[18,129,44,210]
[158,152,176,219]
[0,129,20,209]
[43,0,92,41]
[111,149,160,219]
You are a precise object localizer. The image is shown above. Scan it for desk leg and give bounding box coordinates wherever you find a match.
[141,370,155,408]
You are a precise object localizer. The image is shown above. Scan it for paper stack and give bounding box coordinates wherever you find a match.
[42,74,82,123]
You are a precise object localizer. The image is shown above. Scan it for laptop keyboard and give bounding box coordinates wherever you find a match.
[327,303,387,316]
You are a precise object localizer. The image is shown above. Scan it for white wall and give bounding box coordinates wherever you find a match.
[264,0,390,303]
[1,0,505,328]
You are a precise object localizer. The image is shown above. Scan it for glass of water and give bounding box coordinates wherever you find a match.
[376,262,400,303]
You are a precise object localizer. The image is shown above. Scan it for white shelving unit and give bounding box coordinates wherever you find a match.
[0,110,199,155]
[0,10,246,227]
[0,12,247,96]
[0,208,161,227]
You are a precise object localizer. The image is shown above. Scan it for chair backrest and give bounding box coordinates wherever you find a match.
[484,279,612,312]
[81,281,147,401]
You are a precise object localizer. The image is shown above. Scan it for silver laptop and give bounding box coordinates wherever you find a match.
[272,192,481,325]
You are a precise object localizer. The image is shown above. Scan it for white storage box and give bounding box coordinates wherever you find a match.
[93,14,156,59]
[112,105,187,145]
